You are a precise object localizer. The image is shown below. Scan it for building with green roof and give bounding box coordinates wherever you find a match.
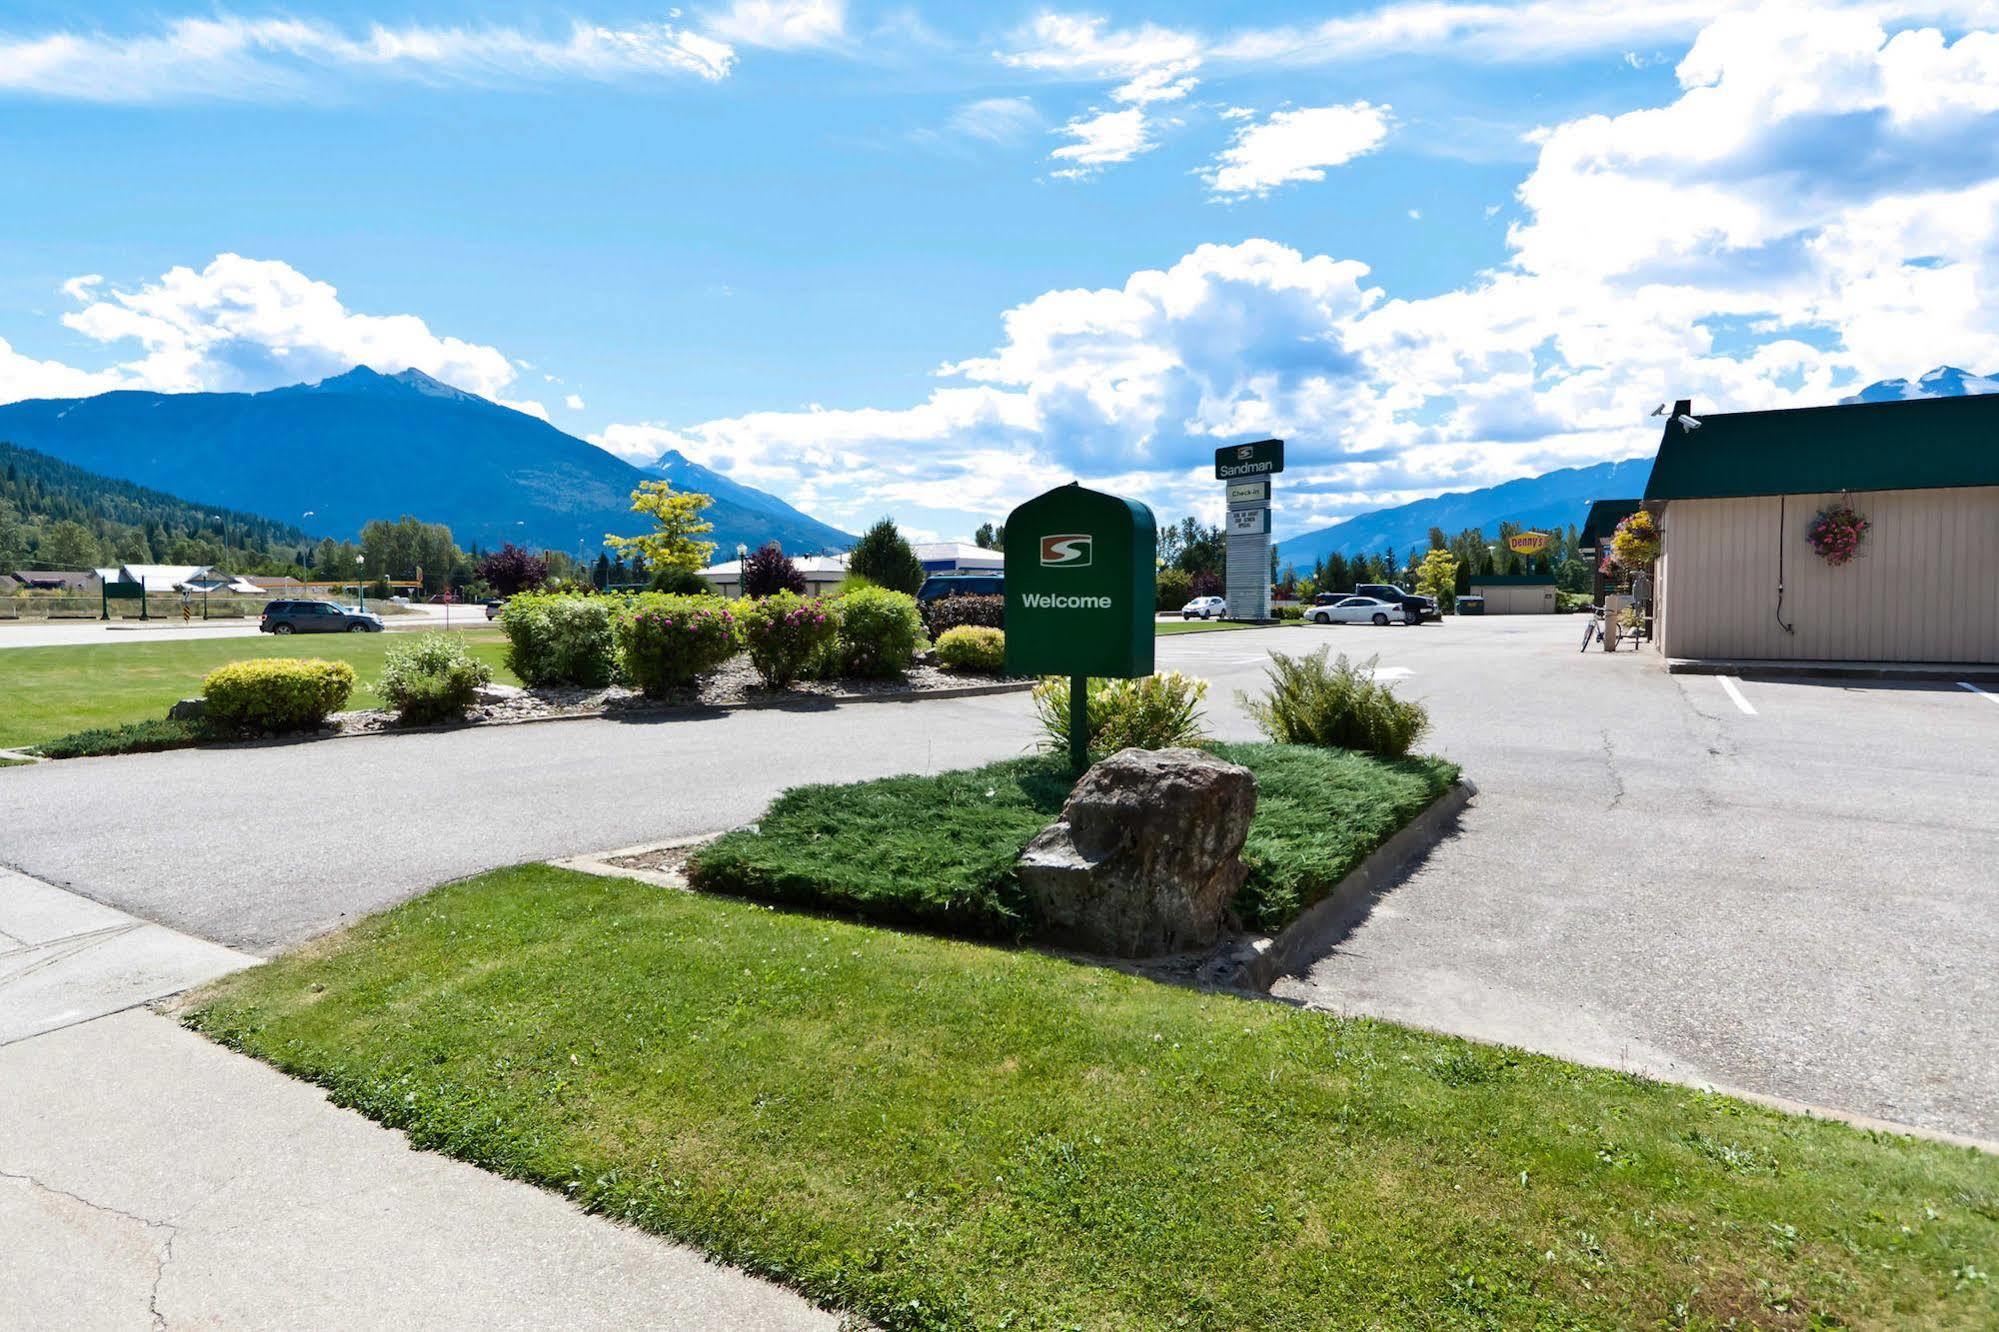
[1645,395,1999,665]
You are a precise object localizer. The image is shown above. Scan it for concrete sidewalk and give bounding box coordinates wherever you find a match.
[0,871,834,1330]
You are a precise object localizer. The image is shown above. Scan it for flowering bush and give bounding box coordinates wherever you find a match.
[934,625,1005,673]
[1808,504,1869,567]
[1608,509,1661,568]
[614,593,739,695]
[739,591,837,687]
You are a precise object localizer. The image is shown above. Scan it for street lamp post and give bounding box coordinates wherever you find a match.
[355,553,366,613]
[735,542,748,598]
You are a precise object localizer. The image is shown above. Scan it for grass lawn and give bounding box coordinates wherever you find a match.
[1156,618,1257,634]
[188,863,1999,1332]
[0,630,515,751]
[688,744,1460,936]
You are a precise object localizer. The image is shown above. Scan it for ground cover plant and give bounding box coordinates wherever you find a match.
[188,863,1999,1332]
[688,744,1458,938]
[0,630,515,751]
[30,717,210,759]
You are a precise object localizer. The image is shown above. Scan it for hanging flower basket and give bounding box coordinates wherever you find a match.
[1807,504,1869,567]
[1608,509,1660,568]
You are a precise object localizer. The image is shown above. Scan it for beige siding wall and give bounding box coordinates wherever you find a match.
[1474,584,1556,614]
[1657,486,1999,662]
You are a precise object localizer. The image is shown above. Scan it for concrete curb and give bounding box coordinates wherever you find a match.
[1667,658,1999,684]
[1229,777,1478,992]
[551,834,719,891]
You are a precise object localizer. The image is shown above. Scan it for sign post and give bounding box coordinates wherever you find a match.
[1004,483,1158,773]
[1216,438,1283,621]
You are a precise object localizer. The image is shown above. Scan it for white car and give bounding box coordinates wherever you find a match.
[1306,595,1408,626]
[1180,596,1228,620]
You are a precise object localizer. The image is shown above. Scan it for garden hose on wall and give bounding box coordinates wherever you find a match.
[1775,495,1795,634]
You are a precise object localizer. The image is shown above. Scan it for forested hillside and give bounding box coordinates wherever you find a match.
[0,441,312,573]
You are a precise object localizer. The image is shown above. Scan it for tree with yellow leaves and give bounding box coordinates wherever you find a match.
[605,480,716,579]
[1414,547,1460,615]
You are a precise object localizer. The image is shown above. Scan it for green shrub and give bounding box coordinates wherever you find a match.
[935,625,1006,672]
[202,658,355,733]
[499,592,618,687]
[1031,671,1208,762]
[378,632,494,724]
[615,592,739,695]
[1237,648,1429,757]
[836,586,923,677]
[37,718,208,759]
[1274,605,1305,621]
[1155,567,1193,611]
[919,592,1004,639]
[1556,590,1594,614]
[738,592,837,688]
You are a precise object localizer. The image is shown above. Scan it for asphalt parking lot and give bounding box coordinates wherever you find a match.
[2,614,1993,1138]
[1157,616,1999,1140]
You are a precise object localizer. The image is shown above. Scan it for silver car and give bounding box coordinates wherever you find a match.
[1306,595,1408,626]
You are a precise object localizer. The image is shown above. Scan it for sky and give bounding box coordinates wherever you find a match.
[4,1,1999,544]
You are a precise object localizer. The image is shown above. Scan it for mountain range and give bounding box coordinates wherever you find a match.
[1275,458,1655,567]
[0,367,853,558]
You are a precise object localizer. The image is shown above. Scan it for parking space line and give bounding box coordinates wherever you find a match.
[1960,681,1999,706]
[1719,676,1758,716]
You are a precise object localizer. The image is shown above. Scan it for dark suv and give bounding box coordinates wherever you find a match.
[1354,584,1438,623]
[260,600,385,634]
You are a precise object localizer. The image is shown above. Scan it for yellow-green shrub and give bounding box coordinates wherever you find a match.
[934,625,1005,673]
[202,658,355,733]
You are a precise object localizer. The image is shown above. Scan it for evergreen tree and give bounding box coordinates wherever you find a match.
[847,517,925,594]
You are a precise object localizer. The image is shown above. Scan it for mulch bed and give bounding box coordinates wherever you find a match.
[330,658,1025,736]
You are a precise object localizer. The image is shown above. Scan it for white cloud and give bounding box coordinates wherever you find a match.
[592,4,1999,540]
[1050,107,1153,175]
[1204,103,1393,198]
[565,393,587,411]
[0,254,545,422]
[700,0,845,51]
[945,96,1043,144]
[0,13,734,102]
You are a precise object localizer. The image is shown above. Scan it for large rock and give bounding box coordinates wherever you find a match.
[1017,747,1257,957]
[167,697,206,722]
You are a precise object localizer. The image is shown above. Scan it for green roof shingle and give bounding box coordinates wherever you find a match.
[1644,393,1999,501]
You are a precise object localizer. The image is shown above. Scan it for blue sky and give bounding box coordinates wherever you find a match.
[3,2,1996,543]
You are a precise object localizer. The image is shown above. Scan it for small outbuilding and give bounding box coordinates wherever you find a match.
[1467,573,1556,614]
[1646,394,1999,665]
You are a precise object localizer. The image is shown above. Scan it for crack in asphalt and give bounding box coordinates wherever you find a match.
[1599,728,1626,810]
[1,1167,179,1329]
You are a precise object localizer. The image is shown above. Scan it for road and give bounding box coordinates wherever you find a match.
[2,616,1994,1138]
[0,602,489,649]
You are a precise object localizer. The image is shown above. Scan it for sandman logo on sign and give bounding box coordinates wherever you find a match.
[1039,533,1092,567]
[1022,592,1112,609]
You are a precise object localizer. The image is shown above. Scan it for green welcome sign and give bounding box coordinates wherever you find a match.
[1004,482,1157,770]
